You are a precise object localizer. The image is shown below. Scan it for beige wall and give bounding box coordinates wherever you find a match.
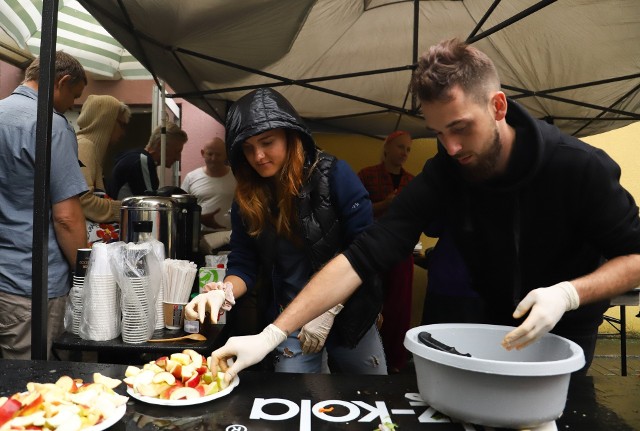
[316,124,640,334]
[583,123,640,334]
[315,133,437,328]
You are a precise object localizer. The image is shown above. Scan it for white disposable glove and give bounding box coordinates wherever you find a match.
[185,282,235,324]
[211,324,287,383]
[502,281,580,350]
[298,304,344,354]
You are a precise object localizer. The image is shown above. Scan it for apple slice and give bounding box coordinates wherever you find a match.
[93,373,122,389]
[164,359,179,373]
[203,381,219,396]
[170,353,191,366]
[137,382,171,398]
[154,356,168,369]
[4,410,45,428]
[169,386,202,401]
[17,392,43,416]
[184,373,200,389]
[193,384,206,397]
[143,362,164,374]
[184,349,203,368]
[180,363,197,382]
[0,398,22,427]
[125,365,142,378]
[55,376,78,393]
[218,372,229,389]
[132,369,156,392]
[123,376,136,388]
[49,410,82,431]
[152,371,176,386]
[159,381,184,400]
[201,371,214,384]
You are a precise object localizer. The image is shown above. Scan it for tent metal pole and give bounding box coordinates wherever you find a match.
[31,0,59,361]
[410,0,419,113]
[503,84,640,119]
[572,82,640,136]
[467,0,557,44]
[115,0,162,89]
[171,65,415,98]
[167,51,224,123]
[159,81,167,187]
[467,0,502,40]
[552,117,640,122]
[510,73,640,98]
[175,47,413,115]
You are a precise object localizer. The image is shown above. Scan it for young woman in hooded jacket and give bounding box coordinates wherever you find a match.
[186,88,387,374]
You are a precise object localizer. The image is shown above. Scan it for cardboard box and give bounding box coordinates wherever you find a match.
[197,266,228,324]
[198,267,226,293]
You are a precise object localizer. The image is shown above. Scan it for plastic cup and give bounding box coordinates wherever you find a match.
[75,248,92,277]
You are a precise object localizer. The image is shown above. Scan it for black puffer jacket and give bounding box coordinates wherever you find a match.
[225,88,383,347]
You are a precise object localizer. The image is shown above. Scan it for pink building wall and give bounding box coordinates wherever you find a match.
[0,61,225,178]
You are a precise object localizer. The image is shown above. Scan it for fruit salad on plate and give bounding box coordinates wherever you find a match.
[0,373,127,431]
[124,349,235,403]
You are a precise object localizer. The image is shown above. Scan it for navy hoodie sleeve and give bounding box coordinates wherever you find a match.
[329,159,373,244]
[226,201,259,291]
[344,164,440,280]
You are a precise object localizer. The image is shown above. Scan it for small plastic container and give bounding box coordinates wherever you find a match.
[184,319,200,334]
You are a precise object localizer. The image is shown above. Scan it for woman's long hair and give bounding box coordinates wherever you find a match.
[233,129,307,241]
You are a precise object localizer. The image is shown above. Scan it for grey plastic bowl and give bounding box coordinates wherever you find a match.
[404,324,585,428]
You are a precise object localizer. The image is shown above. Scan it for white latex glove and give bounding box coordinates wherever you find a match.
[502,281,580,350]
[212,324,287,383]
[297,304,343,354]
[185,282,235,324]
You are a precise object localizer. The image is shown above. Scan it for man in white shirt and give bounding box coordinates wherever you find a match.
[182,137,236,253]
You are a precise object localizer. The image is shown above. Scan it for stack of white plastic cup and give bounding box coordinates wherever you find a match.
[80,243,120,341]
[121,274,151,343]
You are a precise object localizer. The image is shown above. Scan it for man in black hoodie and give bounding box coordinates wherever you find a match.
[108,122,188,199]
[213,39,640,379]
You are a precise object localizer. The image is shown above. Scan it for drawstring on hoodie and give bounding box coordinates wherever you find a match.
[512,193,522,307]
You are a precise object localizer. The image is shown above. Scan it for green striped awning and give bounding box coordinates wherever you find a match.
[0,0,150,79]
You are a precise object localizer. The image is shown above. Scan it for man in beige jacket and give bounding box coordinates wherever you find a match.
[76,95,130,243]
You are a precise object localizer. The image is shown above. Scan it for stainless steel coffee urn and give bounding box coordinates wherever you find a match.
[120,194,201,260]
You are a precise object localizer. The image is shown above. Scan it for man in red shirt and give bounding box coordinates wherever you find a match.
[357,131,414,373]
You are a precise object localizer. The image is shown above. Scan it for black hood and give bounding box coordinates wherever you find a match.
[225,88,317,171]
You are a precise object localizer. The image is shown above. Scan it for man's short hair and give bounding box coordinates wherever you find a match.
[119,103,132,123]
[24,51,87,86]
[146,122,188,151]
[410,38,500,105]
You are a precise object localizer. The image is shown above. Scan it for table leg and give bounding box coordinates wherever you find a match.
[620,305,627,376]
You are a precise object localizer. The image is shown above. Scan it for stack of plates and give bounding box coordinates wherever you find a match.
[121,275,151,343]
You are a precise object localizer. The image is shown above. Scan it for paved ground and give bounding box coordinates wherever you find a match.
[588,336,640,377]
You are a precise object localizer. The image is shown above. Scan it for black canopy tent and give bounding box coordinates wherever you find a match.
[75,0,640,138]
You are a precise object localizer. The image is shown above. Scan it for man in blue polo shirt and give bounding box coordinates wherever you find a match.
[0,51,89,359]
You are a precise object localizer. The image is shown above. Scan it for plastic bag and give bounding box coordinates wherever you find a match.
[110,241,163,343]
